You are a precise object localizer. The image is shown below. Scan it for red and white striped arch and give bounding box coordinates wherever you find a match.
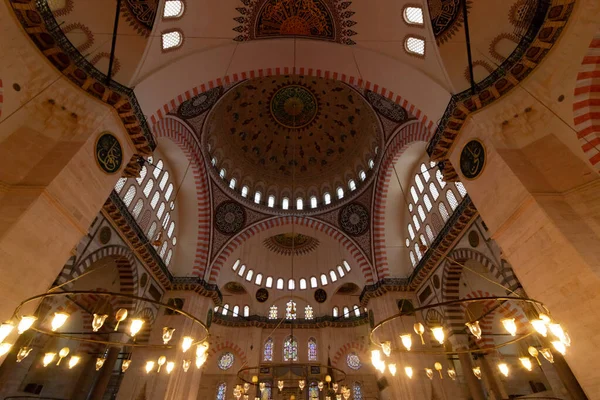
[208,216,375,285]
[207,339,249,367]
[331,340,368,368]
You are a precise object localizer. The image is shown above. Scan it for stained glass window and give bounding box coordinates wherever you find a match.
[347,353,361,370]
[309,382,319,399]
[308,338,317,361]
[216,382,226,400]
[263,338,273,362]
[305,305,314,320]
[286,300,297,320]
[261,383,272,400]
[269,306,278,320]
[353,382,363,400]
[283,336,298,361]
[217,352,234,370]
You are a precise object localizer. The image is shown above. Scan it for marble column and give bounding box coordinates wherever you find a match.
[457,352,485,400]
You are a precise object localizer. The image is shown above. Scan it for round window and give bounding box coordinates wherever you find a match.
[346,352,361,370]
[218,352,234,370]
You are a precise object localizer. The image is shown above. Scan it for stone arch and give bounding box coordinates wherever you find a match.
[208,339,249,367]
[372,121,434,279]
[152,116,211,277]
[331,341,368,368]
[209,216,375,285]
[574,30,600,170]
[440,248,520,334]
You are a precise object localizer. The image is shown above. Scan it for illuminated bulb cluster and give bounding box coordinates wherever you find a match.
[530,314,571,356]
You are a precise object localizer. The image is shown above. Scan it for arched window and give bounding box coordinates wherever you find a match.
[421,163,430,181]
[333,307,339,317]
[410,251,416,266]
[353,382,363,400]
[162,30,183,50]
[417,205,426,221]
[286,300,297,319]
[167,221,176,238]
[368,159,375,169]
[410,186,418,203]
[426,225,434,242]
[408,225,415,240]
[405,36,425,56]
[296,198,303,210]
[324,192,332,205]
[288,279,296,290]
[299,278,307,290]
[446,190,459,210]
[229,178,237,189]
[159,171,169,190]
[308,338,317,361]
[132,199,144,219]
[415,175,424,192]
[136,166,147,184]
[268,195,275,208]
[232,259,241,271]
[243,305,250,317]
[359,170,366,181]
[343,261,351,272]
[219,169,226,179]
[269,305,278,319]
[238,264,246,276]
[282,197,289,210]
[310,196,318,209]
[415,243,422,259]
[283,336,298,361]
[320,274,328,286]
[436,170,446,188]
[165,249,173,266]
[254,191,262,204]
[246,269,254,282]
[263,338,273,362]
[305,305,314,320]
[455,182,467,197]
[439,203,449,221]
[222,304,229,315]
[276,278,284,290]
[123,186,136,207]
[348,180,357,191]
[211,157,217,166]
[147,222,157,241]
[255,273,263,285]
[420,234,427,246]
[337,187,344,199]
[353,305,361,317]
[337,265,345,277]
[241,186,249,198]
[150,192,160,209]
[343,307,350,318]
[232,305,240,317]
[159,242,167,257]
[216,382,227,400]
[165,183,174,201]
[429,183,439,200]
[163,0,184,18]
[310,276,318,288]
[143,180,154,198]
[153,160,163,178]
[413,215,420,231]
[266,276,273,288]
[403,6,423,24]
[115,177,127,193]
[329,270,338,282]
[423,194,433,211]
[157,202,166,219]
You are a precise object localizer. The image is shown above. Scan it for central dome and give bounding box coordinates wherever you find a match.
[204,75,381,210]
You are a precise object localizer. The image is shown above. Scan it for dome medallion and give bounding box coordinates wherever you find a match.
[270,84,320,130]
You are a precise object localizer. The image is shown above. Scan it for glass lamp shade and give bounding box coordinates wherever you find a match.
[243,383,250,393]
[0,343,12,357]
[501,318,517,336]
[16,346,32,362]
[233,386,242,399]
[337,395,342,400]
[145,361,155,373]
[299,380,306,390]
[195,340,208,356]
[540,348,554,363]
[51,312,69,332]
[129,318,144,337]
[252,375,259,384]
[259,382,266,393]
[400,334,412,351]
[447,369,457,380]
[317,381,323,391]
[528,346,542,365]
[472,366,482,380]
[465,321,482,340]
[531,319,548,337]
[332,383,339,392]
[96,357,106,371]
[549,323,568,345]
[122,359,132,372]
[498,363,509,377]
[57,347,70,365]
[376,360,386,373]
[195,352,207,369]
[434,362,443,378]
[166,361,175,374]
[114,309,128,331]
[43,352,56,367]
[325,375,332,383]
[405,366,413,379]
[538,313,551,324]
[388,363,397,376]
[17,316,37,334]
[425,368,434,380]
[519,357,533,371]
[552,341,567,355]
[414,323,425,344]
[162,327,176,345]
[279,380,285,391]
[182,359,191,372]
[92,314,108,332]
[0,322,14,343]
[68,356,81,369]
[431,327,445,344]
[381,341,392,357]
[157,356,167,372]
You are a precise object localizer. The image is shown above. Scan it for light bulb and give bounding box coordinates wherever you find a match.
[405,366,413,379]
[57,347,70,365]
[68,356,80,369]
[540,348,554,363]
[299,380,306,390]
[96,357,106,371]
[145,361,155,374]
[519,357,533,371]
[538,313,551,324]
[114,309,128,331]
[129,318,144,337]
[531,319,548,337]
[434,362,443,378]
[122,359,132,372]
[92,314,108,332]
[414,323,425,344]
[192,339,205,355]
[162,327,176,345]
[465,321,482,340]
[472,366,482,380]
[326,375,332,383]
[447,369,457,380]
[528,346,541,365]
[16,346,32,362]
[252,375,258,384]
[317,381,323,391]
[182,359,191,372]
[0,322,14,343]
[51,312,69,332]
[552,340,567,355]
[501,318,517,336]
[157,355,166,372]
[43,352,56,367]
[280,380,286,391]
[498,363,509,377]
[0,343,12,357]
[425,368,433,380]
[431,327,445,344]
[400,334,412,351]
[195,352,207,368]
[549,323,569,345]
[381,341,391,357]
[17,316,37,334]
[388,363,397,376]
[166,361,175,374]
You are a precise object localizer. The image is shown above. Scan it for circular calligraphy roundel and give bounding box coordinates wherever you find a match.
[95,132,123,174]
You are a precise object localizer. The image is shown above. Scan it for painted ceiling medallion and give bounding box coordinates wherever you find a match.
[95,132,123,174]
[215,201,246,235]
[428,0,472,45]
[365,91,410,124]
[178,87,223,119]
[233,0,357,45]
[121,0,160,37]
[339,203,369,236]
[270,84,320,130]
[262,233,320,256]
[314,288,327,303]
